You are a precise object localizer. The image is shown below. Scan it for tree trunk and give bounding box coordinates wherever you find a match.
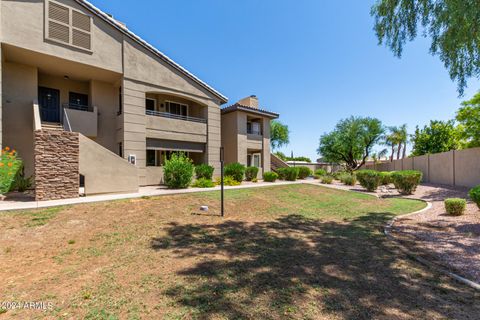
[402,141,407,158]
[396,143,402,159]
[390,145,395,162]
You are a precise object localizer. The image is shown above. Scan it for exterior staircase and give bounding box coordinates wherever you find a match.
[270,153,290,172]
[41,122,64,131]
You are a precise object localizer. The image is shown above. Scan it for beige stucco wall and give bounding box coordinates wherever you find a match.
[262,117,272,174]
[90,80,118,152]
[1,0,123,74]
[454,148,480,188]
[402,157,413,170]
[146,166,164,185]
[221,111,238,165]
[64,107,97,136]
[2,62,37,177]
[79,134,138,194]
[38,73,89,105]
[429,150,454,185]
[412,155,429,182]
[393,159,403,171]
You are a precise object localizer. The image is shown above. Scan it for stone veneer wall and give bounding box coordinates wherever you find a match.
[34,130,80,201]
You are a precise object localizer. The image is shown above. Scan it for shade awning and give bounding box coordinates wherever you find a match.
[146,138,205,153]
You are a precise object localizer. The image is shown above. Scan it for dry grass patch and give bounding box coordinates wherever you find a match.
[0,184,478,319]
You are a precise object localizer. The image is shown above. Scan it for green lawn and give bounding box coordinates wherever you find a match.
[1,184,478,319]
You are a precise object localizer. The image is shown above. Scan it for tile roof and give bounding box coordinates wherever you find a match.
[74,0,228,104]
[221,103,279,118]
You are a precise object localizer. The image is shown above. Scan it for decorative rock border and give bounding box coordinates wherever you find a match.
[384,201,480,291]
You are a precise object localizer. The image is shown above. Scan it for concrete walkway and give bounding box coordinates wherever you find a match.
[0,180,302,212]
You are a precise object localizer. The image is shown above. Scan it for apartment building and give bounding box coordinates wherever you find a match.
[0,0,228,199]
[221,95,279,178]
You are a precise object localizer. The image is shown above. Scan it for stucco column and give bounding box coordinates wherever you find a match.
[262,118,271,173]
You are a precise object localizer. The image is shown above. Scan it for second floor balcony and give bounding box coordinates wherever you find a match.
[146,109,207,143]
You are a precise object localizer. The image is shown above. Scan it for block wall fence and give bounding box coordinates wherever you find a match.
[363,147,480,188]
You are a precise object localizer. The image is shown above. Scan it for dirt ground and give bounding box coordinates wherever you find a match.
[0,184,478,319]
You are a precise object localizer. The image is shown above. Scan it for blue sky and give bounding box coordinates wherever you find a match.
[95,0,479,161]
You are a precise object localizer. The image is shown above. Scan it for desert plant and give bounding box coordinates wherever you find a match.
[224,162,245,182]
[215,176,241,186]
[379,171,392,185]
[263,171,278,182]
[277,167,299,181]
[252,177,258,183]
[356,170,381,192]
[314,169,327,176]
[14,174,33,192]
[321,175,333,184]
[391,170,422,195]
[297,166,312,179]
[0,147,22,195]
[245,166,259,181]
[339,173,357,186]
[163,153,194,189]
[191,178,215,188]
[469,185,480,209]
[444,198,467,216]
[332,170,348,180]
[195,164,214,180]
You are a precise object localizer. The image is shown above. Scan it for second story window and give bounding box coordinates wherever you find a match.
[46,1,92,51]
[146,98,156,112]
[247,122,262,135]
[165,101,188,117]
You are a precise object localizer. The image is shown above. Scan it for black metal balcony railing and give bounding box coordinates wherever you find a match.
[63,103,95,112]
[146,109,207,123]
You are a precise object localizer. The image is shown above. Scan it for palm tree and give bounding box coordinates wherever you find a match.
[384,126,400,162]
[396,124,408,160]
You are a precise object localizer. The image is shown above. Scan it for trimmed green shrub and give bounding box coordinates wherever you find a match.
[314,169,327,176]
[444,198,467,216]
[356,170,381,192]
[469,185,480,209]
[163,153,194,189]
[195,164,214,180]
[321,176,333,184]
[297,166,312,179]
[224,162,245,182]
[339,173,357,186]
[277,167,299,181]
[0,147,22,194]
[252,177,258,183]
[379,171,392,185]
[263,172,278,182]
[215,176,241,186]
[391,170,422,195]
[192,178,215,188]
[332,170,347,180]
[245,166,259,181]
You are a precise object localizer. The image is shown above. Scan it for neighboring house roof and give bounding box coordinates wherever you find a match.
[74,0,228,104]
[221,103,279,119]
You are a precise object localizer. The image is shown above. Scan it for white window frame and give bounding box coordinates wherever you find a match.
[165,100,189,117]
[45,0,93,52]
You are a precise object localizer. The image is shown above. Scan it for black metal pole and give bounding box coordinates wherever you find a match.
[220,147,224,217]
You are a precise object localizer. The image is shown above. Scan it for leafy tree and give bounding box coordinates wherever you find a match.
[411,120,461,156]
[270,120,290,150]
[317,116,384,171]
[456,91,480,148]
[371,0,480,94]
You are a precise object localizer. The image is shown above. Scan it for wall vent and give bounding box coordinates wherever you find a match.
[46,1,92,52]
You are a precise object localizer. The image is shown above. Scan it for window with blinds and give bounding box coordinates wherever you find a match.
[46,1,92,51]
